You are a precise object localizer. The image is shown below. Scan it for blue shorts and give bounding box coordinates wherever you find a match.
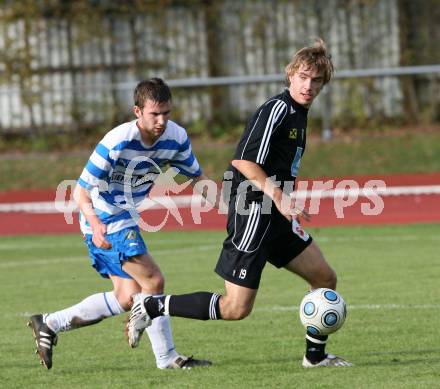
[84,226,148,279]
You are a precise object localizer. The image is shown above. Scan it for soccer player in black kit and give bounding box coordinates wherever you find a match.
[128,39,352,368]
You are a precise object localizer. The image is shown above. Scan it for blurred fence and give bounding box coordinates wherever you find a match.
[0,0,438,136]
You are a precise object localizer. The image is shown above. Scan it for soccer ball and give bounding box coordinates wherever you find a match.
[299,288,347,336]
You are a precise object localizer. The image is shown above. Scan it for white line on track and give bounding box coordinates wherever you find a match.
[1,185,440,213]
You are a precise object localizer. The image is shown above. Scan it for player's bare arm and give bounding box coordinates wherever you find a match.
[231,159,310,222]
[73,184,111,249]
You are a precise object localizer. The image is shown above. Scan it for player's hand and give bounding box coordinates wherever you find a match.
[91,223,112,249]
[274,192,311,223]
[293,207,311,222]
[274,192,294,222]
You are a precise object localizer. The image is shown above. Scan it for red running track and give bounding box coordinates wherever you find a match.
[0,173,439,236]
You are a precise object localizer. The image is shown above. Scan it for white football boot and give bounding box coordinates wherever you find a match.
[126,296,152,348]
[302,354,353,368]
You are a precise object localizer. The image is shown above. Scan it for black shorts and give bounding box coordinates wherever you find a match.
[215,193,313,289]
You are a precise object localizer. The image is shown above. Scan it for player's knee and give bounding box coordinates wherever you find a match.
[139,272,164,294]
[152,273,165,292]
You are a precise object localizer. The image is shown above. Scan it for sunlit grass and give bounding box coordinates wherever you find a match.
[1,224,440,388]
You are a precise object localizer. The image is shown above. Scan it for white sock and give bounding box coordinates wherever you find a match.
[45,292,125,333]
[142,294,178,368]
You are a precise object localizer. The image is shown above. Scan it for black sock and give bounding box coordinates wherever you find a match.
[145,292,222,320]
[305,332,328,363]
[144,296,166,319]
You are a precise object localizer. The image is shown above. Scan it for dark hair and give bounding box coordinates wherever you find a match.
[134,78,172,107]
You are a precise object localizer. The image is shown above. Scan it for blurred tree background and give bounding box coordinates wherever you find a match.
[0,0,438,146]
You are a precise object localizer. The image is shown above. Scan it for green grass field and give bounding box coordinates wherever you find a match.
[1,224,440,388]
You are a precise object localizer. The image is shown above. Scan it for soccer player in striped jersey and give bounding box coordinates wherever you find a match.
[28,78,219,370]
[129,40,353,368]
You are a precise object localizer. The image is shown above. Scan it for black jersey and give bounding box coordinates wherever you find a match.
[229,89,308,198]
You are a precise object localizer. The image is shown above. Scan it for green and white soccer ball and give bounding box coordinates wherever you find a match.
[299,288,347,336]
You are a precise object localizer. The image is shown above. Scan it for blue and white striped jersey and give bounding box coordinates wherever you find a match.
[77,119,201,234]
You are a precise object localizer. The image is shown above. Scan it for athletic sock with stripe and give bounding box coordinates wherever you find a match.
[305,331,328,363]
[145,292,222,320]
[45,292,124,333]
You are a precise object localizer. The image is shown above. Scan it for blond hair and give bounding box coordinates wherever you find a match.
[285,38,334,85]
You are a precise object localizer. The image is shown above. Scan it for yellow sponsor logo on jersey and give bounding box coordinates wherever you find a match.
[289,128,298,139]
